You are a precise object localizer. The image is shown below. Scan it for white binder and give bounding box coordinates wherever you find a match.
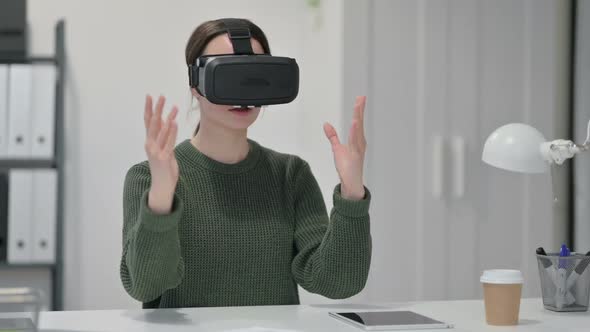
[7,170,33,263]
[31,65,57,159]
[31,169,57,263]
[7,65,33,158]
[0,65,8,156]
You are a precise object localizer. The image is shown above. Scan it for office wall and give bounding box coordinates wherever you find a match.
[363,0,570,302]
[574,0,590,252]
[27,0,349,310]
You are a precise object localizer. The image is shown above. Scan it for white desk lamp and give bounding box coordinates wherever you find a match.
[482,119,590,311]
[482,119,590,173]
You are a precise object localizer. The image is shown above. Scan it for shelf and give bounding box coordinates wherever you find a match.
[0,263,55,269]
[0,19,66,311]
[0,57,57,65]
[0,160,57,169]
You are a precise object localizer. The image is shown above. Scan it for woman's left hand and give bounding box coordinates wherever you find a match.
[323,96,367,201]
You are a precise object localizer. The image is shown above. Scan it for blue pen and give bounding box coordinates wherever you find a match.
[559,244,569,268]
[556,244,572,308]
[538,247,575,307]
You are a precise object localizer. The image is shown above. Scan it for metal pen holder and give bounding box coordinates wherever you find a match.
[0,287,42,331]
[536,253,590,312]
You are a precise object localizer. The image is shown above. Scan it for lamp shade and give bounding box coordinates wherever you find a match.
[482,123,549,173]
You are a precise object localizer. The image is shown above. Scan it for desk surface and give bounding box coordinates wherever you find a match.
[38,298,589,332]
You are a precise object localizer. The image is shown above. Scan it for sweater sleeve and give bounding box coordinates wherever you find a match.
[290,161,372,299]
[120,163,185,303]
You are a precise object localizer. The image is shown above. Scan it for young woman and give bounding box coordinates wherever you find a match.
[120,18,372,308]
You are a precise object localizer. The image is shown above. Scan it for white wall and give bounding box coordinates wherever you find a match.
[362,0,570,303]
[27,0,349,310]
[574,0,590,252]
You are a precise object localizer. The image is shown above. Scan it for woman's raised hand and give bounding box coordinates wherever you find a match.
[144,95,179,215]
[323,96,367,201]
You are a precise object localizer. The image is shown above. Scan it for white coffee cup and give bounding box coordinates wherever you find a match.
[480,269,524,325]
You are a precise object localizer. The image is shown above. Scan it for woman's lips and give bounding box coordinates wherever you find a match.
[228,106,253,116]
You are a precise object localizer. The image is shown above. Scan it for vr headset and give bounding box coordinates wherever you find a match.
[188,19,299,107]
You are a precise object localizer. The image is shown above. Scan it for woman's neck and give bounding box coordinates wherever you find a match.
[190,122,250,164]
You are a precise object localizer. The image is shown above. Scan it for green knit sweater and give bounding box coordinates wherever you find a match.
[120,139,371,308]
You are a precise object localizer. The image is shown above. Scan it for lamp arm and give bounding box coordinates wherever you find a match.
[571,118,590,152]
[582,118,590,148]
[540,119,590,165]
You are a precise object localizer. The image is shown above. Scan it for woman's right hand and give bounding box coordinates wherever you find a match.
[144,95,179,215]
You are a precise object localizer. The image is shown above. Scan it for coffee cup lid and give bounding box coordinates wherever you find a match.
[480,269,523,284]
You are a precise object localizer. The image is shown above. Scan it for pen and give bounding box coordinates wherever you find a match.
[537,247,575,306]
[536,247,576,308]
[556,244,572,309]
[536,247,548,256]
[558,244,570,269]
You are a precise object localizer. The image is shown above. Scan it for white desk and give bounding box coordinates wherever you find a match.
[38,298,589,332]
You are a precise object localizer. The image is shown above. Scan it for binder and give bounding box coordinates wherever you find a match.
[0,65,8,156]
[0,171,8,262]
[7,170,33,263]
[6,64,32,158]
[31,169,57,263]
[31,65,57,159]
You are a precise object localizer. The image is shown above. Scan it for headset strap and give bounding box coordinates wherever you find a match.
[220,18,253,55]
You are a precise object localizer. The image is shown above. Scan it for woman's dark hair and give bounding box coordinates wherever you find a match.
[186,18,271,136]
